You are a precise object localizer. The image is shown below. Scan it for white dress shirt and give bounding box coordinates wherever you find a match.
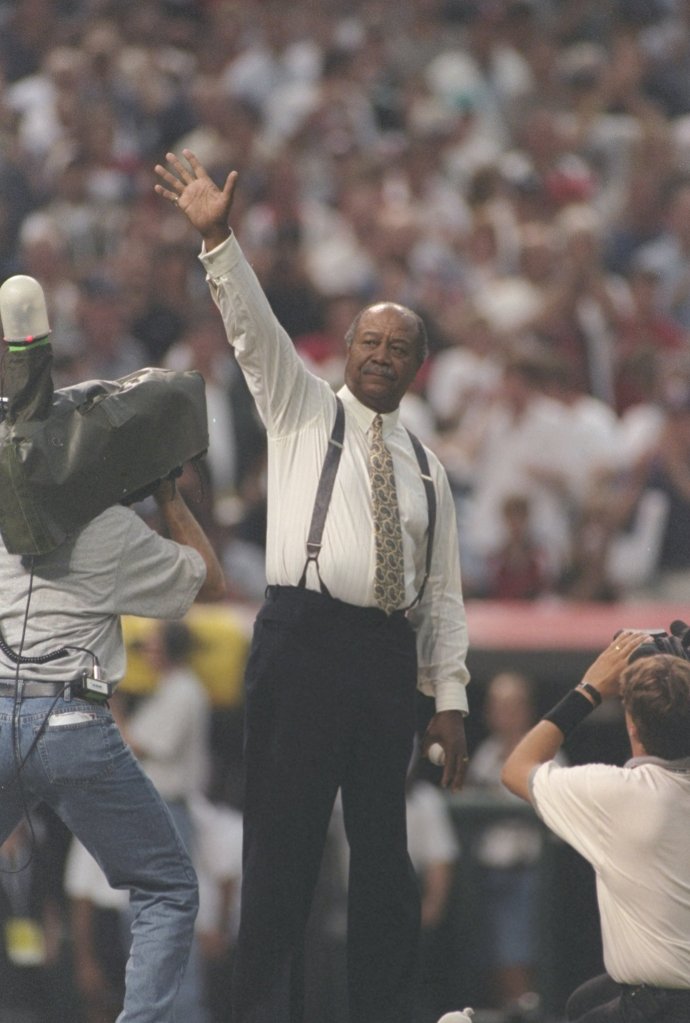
[200,234,469,713]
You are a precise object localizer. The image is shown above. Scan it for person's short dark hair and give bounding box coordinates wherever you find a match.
[160,620,196,664]
[620,654,690,760]
[344,304,428,366]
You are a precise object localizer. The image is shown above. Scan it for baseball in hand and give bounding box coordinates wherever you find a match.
[428,742,446,766]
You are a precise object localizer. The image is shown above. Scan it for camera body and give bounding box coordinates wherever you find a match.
[624,621,690,663]
[0,363,209,555]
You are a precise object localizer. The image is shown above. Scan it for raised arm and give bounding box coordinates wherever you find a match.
[154,148,329,437]
[153,479,226,602]
[501,630,647,802]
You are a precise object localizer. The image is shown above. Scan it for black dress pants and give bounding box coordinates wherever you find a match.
[567,973,690,1023]
[232,586,422,1023]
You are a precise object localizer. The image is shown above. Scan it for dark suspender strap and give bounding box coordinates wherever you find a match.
[405,429,436,611]
[297,399,436,609]
[297,396,345,594]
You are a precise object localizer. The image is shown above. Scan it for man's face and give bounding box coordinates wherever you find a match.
[344,304,421,413]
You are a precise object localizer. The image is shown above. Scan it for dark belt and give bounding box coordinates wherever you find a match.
[265,585,409,629]
[621,983,690,1016]
[0,679,69,698]
[624,984,690,996]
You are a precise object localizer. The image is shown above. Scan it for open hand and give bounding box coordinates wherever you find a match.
[154,149,237,250]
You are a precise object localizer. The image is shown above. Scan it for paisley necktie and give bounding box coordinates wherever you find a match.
[368,414,405,614]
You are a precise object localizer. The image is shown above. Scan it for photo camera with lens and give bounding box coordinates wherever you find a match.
[622,621,690,664]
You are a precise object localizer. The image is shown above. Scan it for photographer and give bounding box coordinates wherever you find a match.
[502,628,690,1022]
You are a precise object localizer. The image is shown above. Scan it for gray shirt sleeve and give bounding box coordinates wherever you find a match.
[109,508,206,619]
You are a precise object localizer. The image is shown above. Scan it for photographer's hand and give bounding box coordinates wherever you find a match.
[580,630,651,703]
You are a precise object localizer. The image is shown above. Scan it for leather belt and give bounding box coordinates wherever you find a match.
[624,984,690,996]
[0,680,68,698]
[265,585,409,628]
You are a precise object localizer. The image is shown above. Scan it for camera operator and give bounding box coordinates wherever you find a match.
[502,628,690,1022]
[0,474,226,1023]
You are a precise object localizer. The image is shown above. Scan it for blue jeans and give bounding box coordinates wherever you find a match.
[0,695,199,1023]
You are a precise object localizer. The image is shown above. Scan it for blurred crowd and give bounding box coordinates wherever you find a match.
[1,4,690,1013]
[2,0,690,604]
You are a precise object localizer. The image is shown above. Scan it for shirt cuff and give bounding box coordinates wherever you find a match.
[432,678,469,715]
[198,232,241,276]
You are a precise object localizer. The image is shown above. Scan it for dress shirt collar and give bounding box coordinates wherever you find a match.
[337,385,401,438]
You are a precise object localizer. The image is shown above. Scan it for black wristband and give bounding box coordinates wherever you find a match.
[543,688,596,738]
[576,681,602,706]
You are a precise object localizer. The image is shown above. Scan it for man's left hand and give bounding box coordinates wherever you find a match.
[422,710,468,792]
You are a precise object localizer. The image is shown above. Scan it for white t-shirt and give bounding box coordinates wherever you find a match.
[531,757,690,987]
